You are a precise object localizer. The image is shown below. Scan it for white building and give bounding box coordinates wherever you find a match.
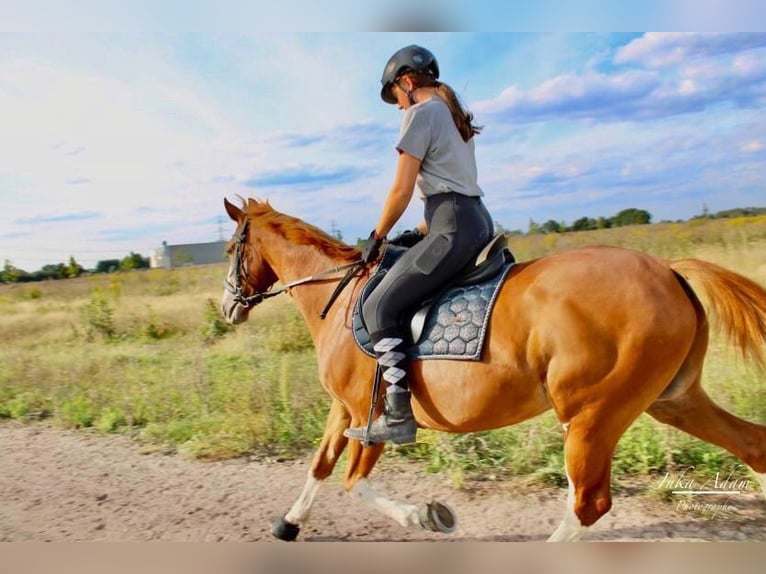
[150,240,227,269]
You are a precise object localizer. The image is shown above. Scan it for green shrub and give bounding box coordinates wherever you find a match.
[532,450,568,487]
[131,307,178,341]
[24,287,42,300]
[96,407,127,433]
[202,298,232,342]
[58,397,95,428]
[1,390,51,421]
[7,395,31,420]
[81,290,115,340]
[612,416,670,474]
[669,436,738,475]
[143,419,198,444]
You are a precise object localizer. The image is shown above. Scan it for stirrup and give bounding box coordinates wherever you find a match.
[344,416,417,445]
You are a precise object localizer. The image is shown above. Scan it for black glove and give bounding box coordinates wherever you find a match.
[359,230,383,263]
[389,228,424,248]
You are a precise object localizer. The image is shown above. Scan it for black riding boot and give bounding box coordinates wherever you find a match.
[344,330,417,445]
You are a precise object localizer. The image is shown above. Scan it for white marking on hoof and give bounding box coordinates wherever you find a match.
[349,478,421,528]
[548,466,587,542]
[285,472,323,524]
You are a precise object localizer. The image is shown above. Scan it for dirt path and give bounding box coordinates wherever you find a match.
[2,422,765,542]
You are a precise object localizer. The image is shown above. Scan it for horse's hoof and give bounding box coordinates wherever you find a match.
[419,500,457,534]
[270,516,300,541]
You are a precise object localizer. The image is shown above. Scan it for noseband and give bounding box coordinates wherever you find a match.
[223,219,365,317]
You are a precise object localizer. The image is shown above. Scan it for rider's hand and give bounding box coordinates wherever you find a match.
[360,230,383,263]
[389,228,424,248]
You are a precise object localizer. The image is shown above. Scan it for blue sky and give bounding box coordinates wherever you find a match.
[2,30,765,270]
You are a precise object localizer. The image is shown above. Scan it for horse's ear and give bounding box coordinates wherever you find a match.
[224,198,243,222]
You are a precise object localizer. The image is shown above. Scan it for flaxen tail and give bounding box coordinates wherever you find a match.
[669,259,766,370]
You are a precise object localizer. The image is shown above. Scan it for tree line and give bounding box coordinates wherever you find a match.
[521,207,652,236]
[1,252,150,284]
[500,206,766,236]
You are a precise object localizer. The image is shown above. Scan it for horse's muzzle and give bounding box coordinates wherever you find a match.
[220,291,249,325]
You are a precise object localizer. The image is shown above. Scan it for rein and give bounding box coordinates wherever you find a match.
[223,219,365,317]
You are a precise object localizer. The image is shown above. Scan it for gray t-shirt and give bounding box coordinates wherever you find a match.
[396,98,483,199]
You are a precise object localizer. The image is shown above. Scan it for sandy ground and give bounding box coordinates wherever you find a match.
[2,421,766,542]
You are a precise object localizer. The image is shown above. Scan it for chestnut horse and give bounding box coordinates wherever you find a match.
[220,197,766,541]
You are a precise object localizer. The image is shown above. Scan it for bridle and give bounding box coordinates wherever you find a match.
[223,219,365,318]
[223,220,275,308]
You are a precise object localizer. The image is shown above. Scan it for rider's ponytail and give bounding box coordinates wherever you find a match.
[403,72,482,142]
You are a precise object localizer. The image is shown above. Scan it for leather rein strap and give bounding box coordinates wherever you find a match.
[319,260,365,319]
[223,219,365,318]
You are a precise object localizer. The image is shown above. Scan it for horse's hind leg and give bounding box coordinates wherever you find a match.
[271,399,351,541]
[648,380,766,495]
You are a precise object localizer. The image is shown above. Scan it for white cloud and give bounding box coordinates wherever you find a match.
[473,70,659,122]
[615,32,766,68]
[741,141,764,153]
[475,38,766,125]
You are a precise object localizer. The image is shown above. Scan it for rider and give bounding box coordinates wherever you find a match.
[344,45,494,445]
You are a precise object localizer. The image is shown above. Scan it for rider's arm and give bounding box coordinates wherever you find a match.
[373,151,421,239]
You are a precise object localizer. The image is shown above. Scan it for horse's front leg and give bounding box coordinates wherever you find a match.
[270,398,350,541]
[344,434,457,536]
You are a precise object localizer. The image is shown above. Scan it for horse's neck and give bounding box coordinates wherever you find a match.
[262,235,355,330]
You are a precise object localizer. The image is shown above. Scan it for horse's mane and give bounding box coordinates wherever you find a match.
[243,198,360,261]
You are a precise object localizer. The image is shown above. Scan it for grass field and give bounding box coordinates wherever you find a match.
[2,215,765,486]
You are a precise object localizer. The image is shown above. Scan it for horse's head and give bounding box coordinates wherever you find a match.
[220,198,279,324]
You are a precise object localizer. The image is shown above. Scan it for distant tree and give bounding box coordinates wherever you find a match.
[713,207,766,219]
[1,260,28,283]
[612,208,652,227]
[66,256,84,278]
[493,220,507,234]
[527,219,543,235]
[32,263,67,281]
[570,217,598,232]
[120,252,150,271]
[596,216,612,229]
[541,219,564,234]
[94,259,121,274]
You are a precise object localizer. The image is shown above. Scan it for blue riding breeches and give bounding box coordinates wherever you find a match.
[362,192,494,336]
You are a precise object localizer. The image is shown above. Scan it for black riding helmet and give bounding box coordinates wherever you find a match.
[380,45,440,104]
